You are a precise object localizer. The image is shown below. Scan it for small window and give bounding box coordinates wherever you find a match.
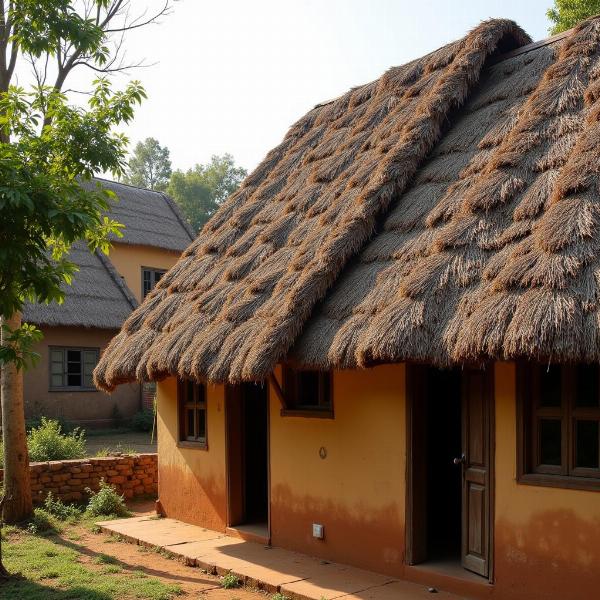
[282,367,333,417]
[142,267,166,299]
[178,379,207,447]
[518,363,600,490]
[49,347,99,390]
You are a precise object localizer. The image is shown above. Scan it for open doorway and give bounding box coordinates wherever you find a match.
[426,368,462,561]
[225,382,269,541]
[406,365,493,579]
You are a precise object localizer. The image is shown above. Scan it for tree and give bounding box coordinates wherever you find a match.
[0,0,171,526]
[547,0,600,33]
[168,154,247,231]
[167,170,213,231]
[123,137,172,191]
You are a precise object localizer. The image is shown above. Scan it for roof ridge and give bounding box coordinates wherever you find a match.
[93,175,165,195]
[94,19,534,390]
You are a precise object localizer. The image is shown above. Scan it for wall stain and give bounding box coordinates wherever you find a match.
[495,509,600,600]
[270,483,404,576]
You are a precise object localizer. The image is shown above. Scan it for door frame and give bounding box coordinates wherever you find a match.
[224,383,271,539]
[405,363,495,583]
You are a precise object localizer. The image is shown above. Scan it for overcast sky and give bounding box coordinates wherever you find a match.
[45,0,554,175]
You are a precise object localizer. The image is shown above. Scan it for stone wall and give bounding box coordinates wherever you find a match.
[0,454,157,505]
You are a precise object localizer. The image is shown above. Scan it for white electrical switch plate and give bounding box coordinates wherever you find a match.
[312,523,324,539]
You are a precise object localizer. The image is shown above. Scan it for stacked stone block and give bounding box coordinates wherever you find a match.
[0,453,157,504]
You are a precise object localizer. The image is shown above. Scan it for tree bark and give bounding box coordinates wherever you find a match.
[0,312,33,523]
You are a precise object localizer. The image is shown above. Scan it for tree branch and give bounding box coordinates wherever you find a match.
[105,1,171,33]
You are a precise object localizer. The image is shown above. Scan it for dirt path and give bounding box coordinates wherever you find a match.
[72,499,266,599]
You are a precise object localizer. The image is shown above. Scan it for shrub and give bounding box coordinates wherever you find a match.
[27,508,61,534]
[26,416,75,434]
[43,492,82,521]
[85,479,129,517]
[0,418,86,463]
[220,572,240,589]
[26,418,86,462]
[131,408,154,432]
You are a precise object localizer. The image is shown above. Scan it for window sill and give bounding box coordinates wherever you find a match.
[177,441,208,451]
[518,472,600,492]
[280,409,334,419]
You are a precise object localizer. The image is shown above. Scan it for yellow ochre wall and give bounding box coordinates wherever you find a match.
[493,362,600,600]
[155,362,600,599]
[109,243,182,304]
[156,377,228,531]
[268,364,406,575]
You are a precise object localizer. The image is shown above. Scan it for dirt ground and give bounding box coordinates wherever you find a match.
[79,499,266,599]
[85,430,157,455]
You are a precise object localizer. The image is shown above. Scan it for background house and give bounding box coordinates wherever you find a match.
[23,179,194,428]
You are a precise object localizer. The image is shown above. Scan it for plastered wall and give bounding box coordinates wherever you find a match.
[268,364,406,575]
[23,326,140,427]
[156,377,227,531]
[493,362,600,600]
[108,243,182,303]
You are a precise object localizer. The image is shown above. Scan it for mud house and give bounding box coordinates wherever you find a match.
[96,17,600,600]
[24,179,194,427]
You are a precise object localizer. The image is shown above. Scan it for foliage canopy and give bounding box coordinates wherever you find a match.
[123,137,172,191]
[547,0,600,33]
[168,153,247,231]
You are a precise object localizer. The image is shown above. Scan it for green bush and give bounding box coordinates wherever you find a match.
[0,418,86,463]
[85,479,130,517]
[131,408,154,432]
[43,492,82,521]
[26,415,75,434]
[27,508,61,534]
[27,418,86,462]
[220,572,240,589]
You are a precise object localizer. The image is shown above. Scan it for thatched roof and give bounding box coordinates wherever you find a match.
[23,242,137,329]
[84,178,196,252]
[24,180,193,329]
[95,17,600,391]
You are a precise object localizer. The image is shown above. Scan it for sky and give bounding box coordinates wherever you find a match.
[42,0,554,175]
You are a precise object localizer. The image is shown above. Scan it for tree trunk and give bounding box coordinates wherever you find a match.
[0,312,33,523]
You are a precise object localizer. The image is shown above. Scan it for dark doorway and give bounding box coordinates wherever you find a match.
[226,383,269,531]
[406,365,493,580]
[426,368,462,560]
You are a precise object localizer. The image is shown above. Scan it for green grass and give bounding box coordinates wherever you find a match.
[94,444,138,457]
[0,528,183,600]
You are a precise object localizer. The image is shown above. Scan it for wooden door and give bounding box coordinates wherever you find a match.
[461,369,493,577]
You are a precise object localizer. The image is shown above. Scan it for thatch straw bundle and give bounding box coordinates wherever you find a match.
[95,18,600,390]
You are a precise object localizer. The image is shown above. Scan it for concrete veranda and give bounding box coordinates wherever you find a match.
[98,515,467,600]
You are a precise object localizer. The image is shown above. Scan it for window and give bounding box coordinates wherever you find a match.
[142,267,166,299]
[178,379,207,447]
[518,363,600,489]
[49,347,99,390]
[282,367,333,417]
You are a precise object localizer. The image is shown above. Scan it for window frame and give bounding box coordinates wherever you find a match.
[141,266,167,299]
[177,379,208,449]
[48,346,100,392]
[281,367,334,418]
[517,363,600,491]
